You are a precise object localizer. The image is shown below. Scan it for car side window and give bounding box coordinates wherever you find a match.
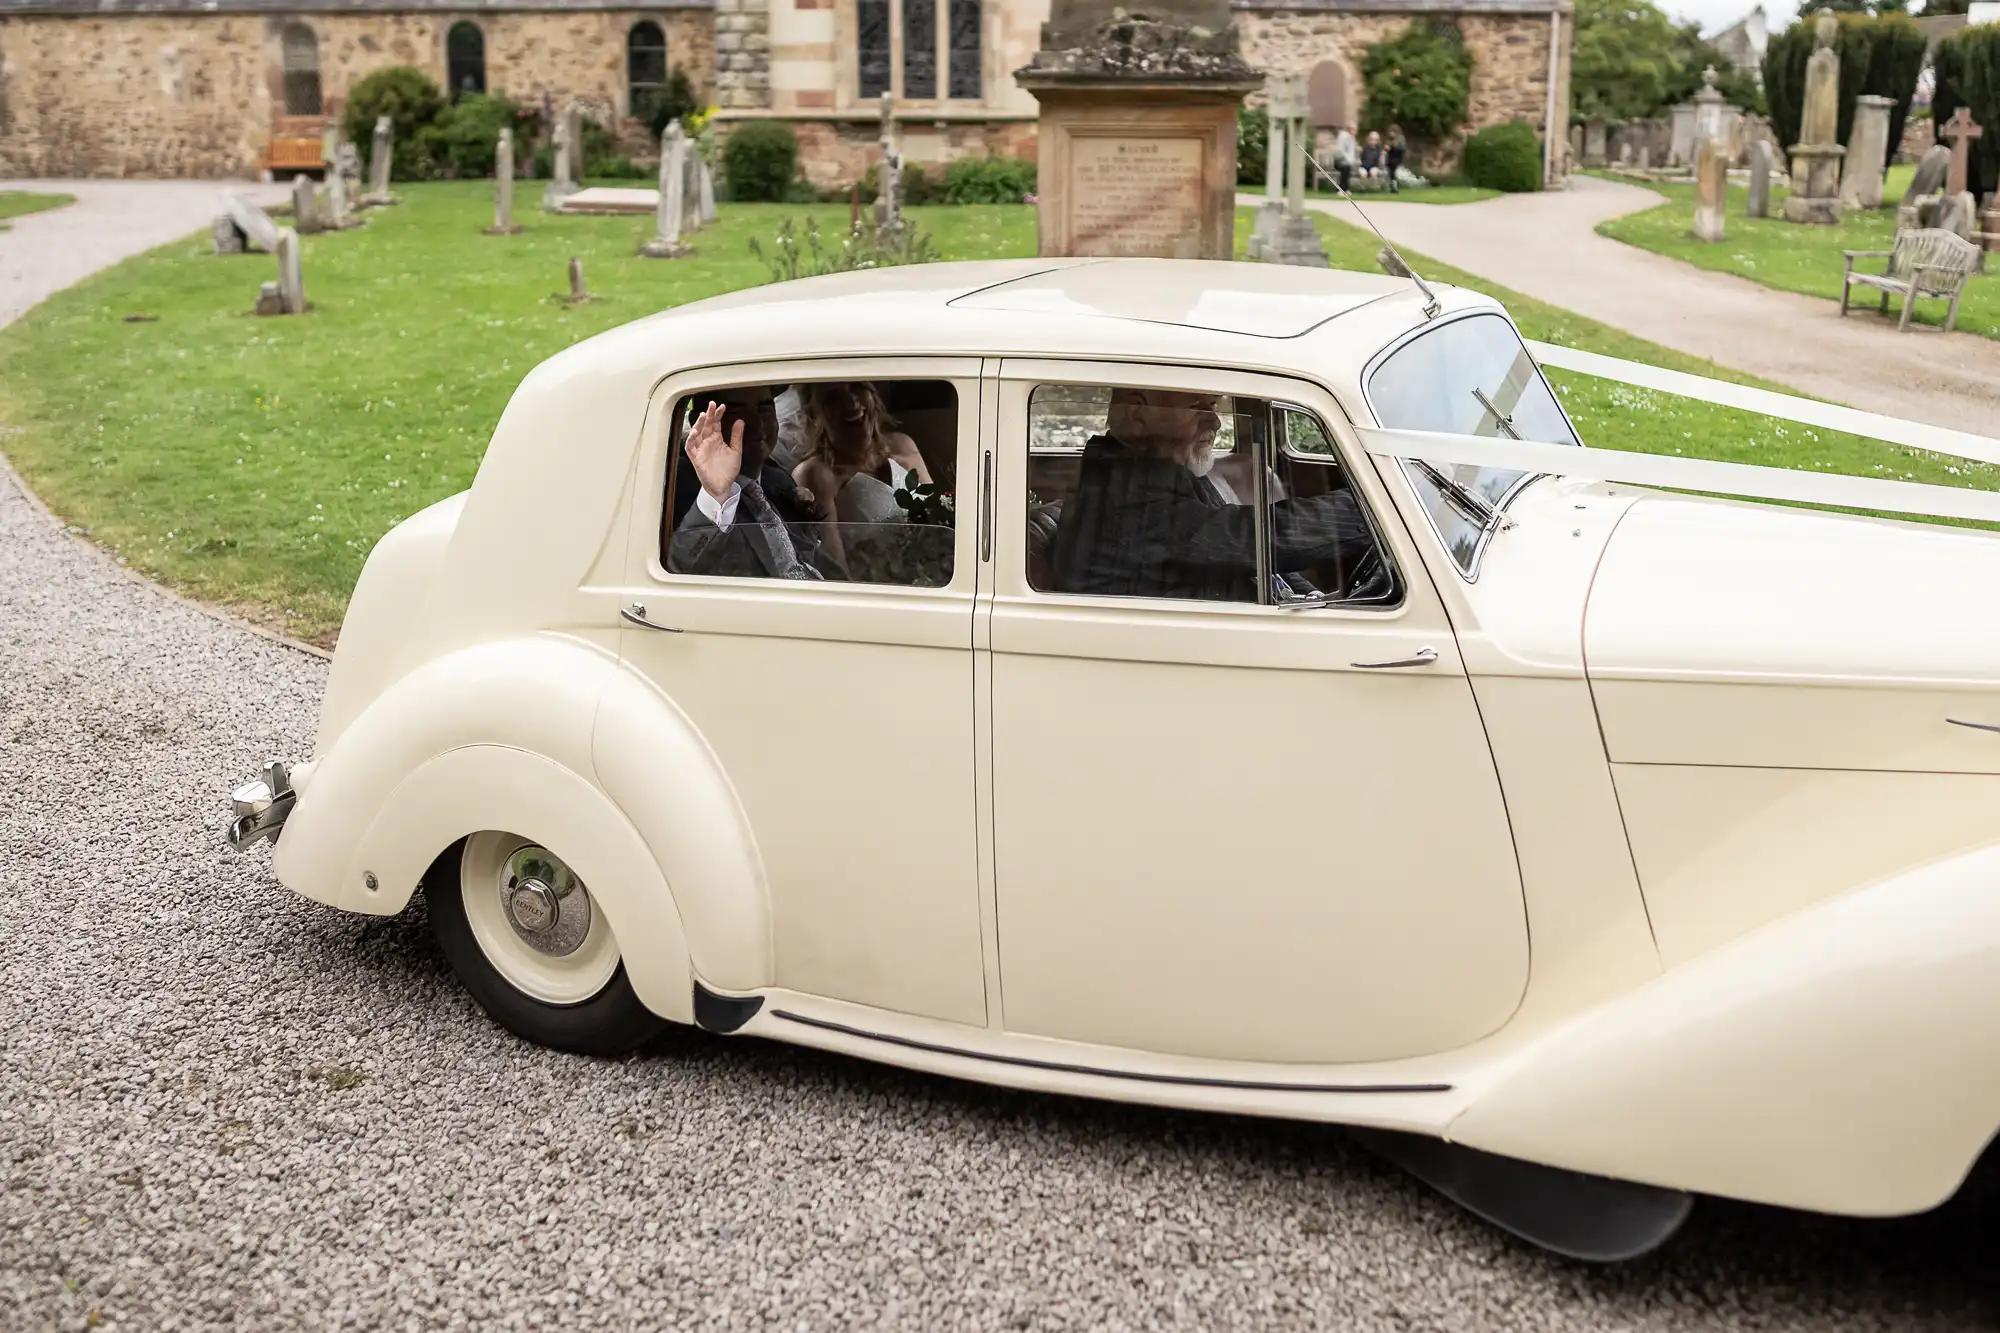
[660,379,957,588]
[1024,383,1398,608]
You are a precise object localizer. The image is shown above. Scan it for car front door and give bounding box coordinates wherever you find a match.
[614,357,987,1027]
[983,360,1527,1066]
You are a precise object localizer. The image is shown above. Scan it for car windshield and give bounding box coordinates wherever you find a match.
[1367,312,1580,577]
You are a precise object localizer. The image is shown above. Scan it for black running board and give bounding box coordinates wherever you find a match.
[1354,1128,1694,1262]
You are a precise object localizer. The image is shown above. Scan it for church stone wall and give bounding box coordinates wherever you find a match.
[0,9,713,180]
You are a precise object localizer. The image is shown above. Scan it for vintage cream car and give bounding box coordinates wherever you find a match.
[228,259,2000,1260]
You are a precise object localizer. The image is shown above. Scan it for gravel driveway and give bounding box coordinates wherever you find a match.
[3,188,1998,1333]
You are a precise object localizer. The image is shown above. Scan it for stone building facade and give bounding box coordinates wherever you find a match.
[0,0,1568,182]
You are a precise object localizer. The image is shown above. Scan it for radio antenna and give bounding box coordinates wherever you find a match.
[1302,152,1442,320]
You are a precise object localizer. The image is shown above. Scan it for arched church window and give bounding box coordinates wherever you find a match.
[947,0,981,99]
[628,21,668,115]
[281,23,322,117]
[447,22,486,100]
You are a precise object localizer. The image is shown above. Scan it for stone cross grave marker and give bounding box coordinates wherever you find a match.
[1248,104,1285,258]
[875,92,904,243]
[642,122,691,258]
[364,116,398,205]
[1747,138,1773,218]
[1267,73,1328,268]
[1693,136,1727,241]
[1840,94,1893,210]
[486,127,522,234]
[1942,107,1983,198]
[290,174,320,233]
[543,104,582,211]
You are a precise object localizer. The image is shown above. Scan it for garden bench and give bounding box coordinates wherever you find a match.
[1840,228,1980,333]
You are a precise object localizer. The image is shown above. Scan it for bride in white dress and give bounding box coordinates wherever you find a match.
[791,382,933,567]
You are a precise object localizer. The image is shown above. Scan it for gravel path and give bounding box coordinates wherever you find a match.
[3,186,1999,1332]
[1267,175,2000,438]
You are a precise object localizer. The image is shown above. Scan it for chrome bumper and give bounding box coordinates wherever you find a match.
[228,759,296,851]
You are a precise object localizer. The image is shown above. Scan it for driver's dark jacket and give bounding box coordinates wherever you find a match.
[1049,433,1376,603]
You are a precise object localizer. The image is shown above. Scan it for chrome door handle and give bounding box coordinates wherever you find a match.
[1352,647,1438,670]
[1948,717,2000,734]
[620,601,683,633]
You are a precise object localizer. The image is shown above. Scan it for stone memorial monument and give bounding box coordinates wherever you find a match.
[1839,94,1893,210]
[542,103,582,211]
[1693,135,1726,241]
[363,116,397,206]
[216,191,281,254]
[1942,106,1983,198]
[643,122,692,258]
[1746,138,1774,218]
[1583,116,1608,169]
[486,127,523,235]
[1783,10,1844,226]
[1668,103,1697,168]
[1015,0,1261,259]
[1263,74,1327,268]
[1904,143,1952,206]
[1692,69,1727,147]
[336,139,364,212]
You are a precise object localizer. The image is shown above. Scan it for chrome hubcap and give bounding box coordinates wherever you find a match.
[498,846,591,957]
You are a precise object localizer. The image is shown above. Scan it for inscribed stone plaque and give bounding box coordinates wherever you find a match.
[1069,135,1204,257]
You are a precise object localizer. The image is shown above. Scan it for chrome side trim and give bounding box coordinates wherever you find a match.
[769,1009,1452,1094]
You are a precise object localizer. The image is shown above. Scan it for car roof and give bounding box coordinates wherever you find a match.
[617,258,1499,385]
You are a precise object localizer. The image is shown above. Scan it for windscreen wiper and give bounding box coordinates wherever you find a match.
[1411,458,1505,530]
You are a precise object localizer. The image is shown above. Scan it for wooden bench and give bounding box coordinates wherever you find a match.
[1841,228,1981,333]
[263,115,327,176]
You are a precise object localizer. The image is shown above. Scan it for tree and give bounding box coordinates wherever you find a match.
[1572,0,1759,120]
[1359,23,1473,139]
[1921,0,1971,13]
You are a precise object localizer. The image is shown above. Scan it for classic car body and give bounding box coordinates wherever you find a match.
[229,259,2000,1258]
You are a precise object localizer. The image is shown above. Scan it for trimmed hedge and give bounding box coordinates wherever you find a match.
[942,155,1036,203]
[1463,120,1543,192]
[342,67,447,182]
[723,121,799,202]
[1934,23,2000,198]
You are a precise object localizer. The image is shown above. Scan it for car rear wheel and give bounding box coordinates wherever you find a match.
[426,832,663,1056]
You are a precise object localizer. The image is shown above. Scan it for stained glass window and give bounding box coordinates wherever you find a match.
[948,0,981,100]
[903,0,937,100]
[858,0,892,99]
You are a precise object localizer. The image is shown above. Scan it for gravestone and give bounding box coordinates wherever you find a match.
[874,92,904,243]
[212,215,245,254]
[1783,10,1844,225]
[1568,124,1584,171]
[1905,143,1952,204]
[1935,190,1978,242]
[336,140,364,211]
[1840,94,1893,210]
[1747,138,1773,218]
[642,122,691,257]
[1637,145,1652,171]
[1942,106,1983,198]
[1693,136,1727,241]
[363,115,397,205]
[485,127,523,234]
[1015,0,1261,259]
[1264,73,1327,267]
[222,191,281,252]
[290,174,321,233]
[697,156,717,225]
[542,103,582,211]
[1668,103,1697,168]
[1691,68,1727,146]
[1583,115,1607,169]
[1617,141,1632,166]
[257,227,306,316]
[254,281,284,316]
[1248,101,1285,258]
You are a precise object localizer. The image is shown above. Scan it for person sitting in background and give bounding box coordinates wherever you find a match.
[1359,131,1385,187]
[1333,123,1360,194]
[1385,125,1407,194]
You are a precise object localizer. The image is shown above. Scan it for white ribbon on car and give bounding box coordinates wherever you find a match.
[1352,343,2000,527]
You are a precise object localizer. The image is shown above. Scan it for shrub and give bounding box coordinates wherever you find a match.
[1463,120,1543,192]
[420,93,529,178]
[748,214,940,282]
[1360,23,1472,140]
[942,154,1036,203]
[1763,11,1926,157]
[342,66,447,182]
[635,68,700,138]
[723,121,799,202]
[1934,23,2000,197]
[1236,105,1269,185]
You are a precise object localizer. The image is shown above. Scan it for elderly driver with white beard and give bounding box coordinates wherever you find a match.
[1049,387,1379,603]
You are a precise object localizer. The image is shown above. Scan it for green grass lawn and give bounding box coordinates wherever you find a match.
[1243,180,1502,205]
[0,178,1990,644]
[1592,166,2000,339]
[0,189,75,228]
